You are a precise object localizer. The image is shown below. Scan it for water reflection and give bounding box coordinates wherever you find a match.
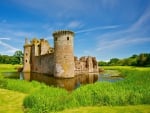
[22,73,98,91]
[2,71,123,91]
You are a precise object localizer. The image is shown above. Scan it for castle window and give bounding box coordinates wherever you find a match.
[55,37,57,41]
[26,53,28,56]
[67,37,69,40]
[26,60,27,63]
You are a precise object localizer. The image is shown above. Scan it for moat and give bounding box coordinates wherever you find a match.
[2,70,123,91]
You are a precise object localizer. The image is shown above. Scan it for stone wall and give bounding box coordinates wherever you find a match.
[53,30,75,78]
[74,56,98,74]
[24,38,54,75]
[31,53,54,75]
[23,30,99,78]
[40,39,53,55]
[23,44,32,72]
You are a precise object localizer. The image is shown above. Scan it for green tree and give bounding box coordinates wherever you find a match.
[11,56,20,64]
[108,58,119,66]
[98,61,108,66]
[13,50,23,64]
[137,53,150,66]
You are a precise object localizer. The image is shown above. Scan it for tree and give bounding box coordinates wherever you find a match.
[98,61,108,66]
[99,53,150,67]
[13,50,23,64]
[137,53,150,66]
[108,58,119,66]
[11,56,20,64]
[130,54,138,59]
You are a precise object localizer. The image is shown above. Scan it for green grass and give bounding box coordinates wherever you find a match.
[0,64,22,72]
[0,88,26,113]
[101,66,150,71]
[57,105,150,113]
[23,87,68,113]
[22,67,150,112]
[0,64,150,113]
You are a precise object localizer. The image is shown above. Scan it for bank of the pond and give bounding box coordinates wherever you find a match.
[1,70,123,91]
[0,64,150,113]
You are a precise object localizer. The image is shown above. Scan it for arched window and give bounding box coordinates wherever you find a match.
[67,37,69,40]
[26,60,27,63]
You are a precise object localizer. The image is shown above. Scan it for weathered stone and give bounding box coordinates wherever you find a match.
[23,30,99,78]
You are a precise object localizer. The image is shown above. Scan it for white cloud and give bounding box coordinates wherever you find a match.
[75,25,119,33]
[95,6,150,52]
[96,37,150,51]
[0,40,19,54]
[66,21,82,29]
[0,37,10,40]
[128,6,150,32]
[12,0,85,17]
[12,0,119,19]
[0,22,38,55]
[0,22,37,38]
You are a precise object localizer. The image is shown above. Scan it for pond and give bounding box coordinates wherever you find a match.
[2,70,123,91]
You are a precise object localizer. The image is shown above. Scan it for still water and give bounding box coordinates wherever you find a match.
[2,71,123,91]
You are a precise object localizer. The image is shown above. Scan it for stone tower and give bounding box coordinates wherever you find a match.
[23,38,32,72]
[53,30,75,78]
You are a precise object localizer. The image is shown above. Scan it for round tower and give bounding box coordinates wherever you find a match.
[23,38,32,72]
[53,30,75,78]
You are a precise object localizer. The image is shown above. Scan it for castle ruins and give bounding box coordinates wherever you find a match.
[23,30,98,78]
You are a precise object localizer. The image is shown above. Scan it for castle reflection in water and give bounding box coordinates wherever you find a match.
[21,73,98,91]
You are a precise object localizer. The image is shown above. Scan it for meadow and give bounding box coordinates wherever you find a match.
[0,64,150,113]
[0,64,22,73]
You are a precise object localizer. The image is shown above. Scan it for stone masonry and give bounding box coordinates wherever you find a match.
[23,30,99,78]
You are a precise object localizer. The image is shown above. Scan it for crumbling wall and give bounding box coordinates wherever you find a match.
[31,38,40,56]
[74,56,98,74]
[29,38,54,75]
[23,37,99,77]
[40,39,53,55]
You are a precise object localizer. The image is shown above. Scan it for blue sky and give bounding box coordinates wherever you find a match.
[0,0,150,61]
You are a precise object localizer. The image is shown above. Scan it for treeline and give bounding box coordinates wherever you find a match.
[99,53,150,67]
[0,51,23,64]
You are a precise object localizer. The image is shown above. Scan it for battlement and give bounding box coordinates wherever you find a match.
[53,30,74,37]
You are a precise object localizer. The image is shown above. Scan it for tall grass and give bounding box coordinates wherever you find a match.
[23,68,150,113]
[72,70,150,106]
[0,65,150,113]
[0,78,46,93]
[23,87,69,113]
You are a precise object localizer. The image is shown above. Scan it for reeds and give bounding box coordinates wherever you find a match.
[0,67,149,113]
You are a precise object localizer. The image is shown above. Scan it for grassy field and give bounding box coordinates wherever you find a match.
[58,105,150,113]
[0,64,150,113]
[0,64,22,72]
[101,66,150,71]
[0,88,26,113]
